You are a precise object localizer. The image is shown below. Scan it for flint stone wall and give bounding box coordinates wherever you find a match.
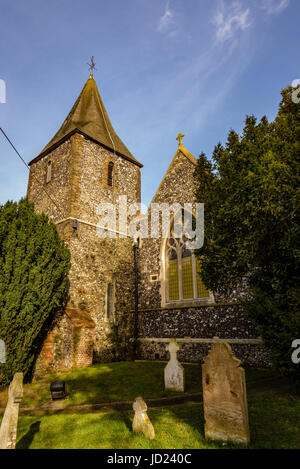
[136,304,271,367]
[29,133,140,372]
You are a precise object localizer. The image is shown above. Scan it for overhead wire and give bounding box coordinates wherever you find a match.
[0,127,65,219]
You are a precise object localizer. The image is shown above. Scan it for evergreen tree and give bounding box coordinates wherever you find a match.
[0,199,70,386]
[195,86,300,382]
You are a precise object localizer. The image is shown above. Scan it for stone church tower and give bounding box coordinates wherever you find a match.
[27,73,143,372]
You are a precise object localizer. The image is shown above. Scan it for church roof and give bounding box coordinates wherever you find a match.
[29,76,143,167]
[177,143,197,165]
[149,138,197,206]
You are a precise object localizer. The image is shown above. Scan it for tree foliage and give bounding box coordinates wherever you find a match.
[195,86,300,381]
[0,199,70,386]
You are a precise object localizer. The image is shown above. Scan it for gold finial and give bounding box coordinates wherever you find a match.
[176,133,185,146]
[87,56,97,77]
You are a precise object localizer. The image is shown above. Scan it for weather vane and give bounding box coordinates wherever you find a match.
[87,56,97,77]
[176,133,185,146]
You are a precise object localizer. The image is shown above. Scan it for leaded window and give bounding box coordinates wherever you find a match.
[166,212,210,302]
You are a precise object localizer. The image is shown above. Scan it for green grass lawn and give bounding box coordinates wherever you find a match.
[0,361,278,409]
[1,361,298,449]
[13,394,300,449]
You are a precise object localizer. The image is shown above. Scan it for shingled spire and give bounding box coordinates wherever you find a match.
[30,76,142,167]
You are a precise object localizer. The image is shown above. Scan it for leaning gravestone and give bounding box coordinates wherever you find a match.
[132,397,155,440]
[0,372,23,449]
[164,339,185,392]
[202,341,250,445]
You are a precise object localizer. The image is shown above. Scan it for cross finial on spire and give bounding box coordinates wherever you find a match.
[176,133,185,146]
[87,56,97,77]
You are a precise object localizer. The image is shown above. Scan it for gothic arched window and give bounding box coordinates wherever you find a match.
[166,212,210,302]
[107,162,114,187]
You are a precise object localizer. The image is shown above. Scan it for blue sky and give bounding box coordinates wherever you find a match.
[0,0,299,206]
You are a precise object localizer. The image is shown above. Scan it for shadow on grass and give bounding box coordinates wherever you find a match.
[28,362,166,407]
[34,361,202,407]
[16,421,41,449]
[120,409,133,433]
[15,392,300,449]
[2,362,281,410]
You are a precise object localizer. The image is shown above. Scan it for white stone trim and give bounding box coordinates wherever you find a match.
[138,338,263,345]
[55,217,130,237]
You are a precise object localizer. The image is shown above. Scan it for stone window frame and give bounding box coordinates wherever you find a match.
[160,210,214,308]
[46,160,52,184]
[105,280,116,322]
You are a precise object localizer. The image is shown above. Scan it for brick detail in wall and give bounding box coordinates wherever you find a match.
[35,308,96,376]
[66,308,96,368]
[40,329,56,370]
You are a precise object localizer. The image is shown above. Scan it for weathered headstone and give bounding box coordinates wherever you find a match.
[132,397,155,440]
[164,339,185,392]
[0,372,23,449]
[0,339,5,363]
[202,341,250,445]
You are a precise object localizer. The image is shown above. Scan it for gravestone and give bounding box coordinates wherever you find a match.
[0,339,5,363]
[164,339,185,392]
[202,341,250,445]
[132,397,155,440]
[0,372,23,449]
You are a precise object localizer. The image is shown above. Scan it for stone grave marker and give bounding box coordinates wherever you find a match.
[202,341,250,445]
[0,372,23,449]
[132,396,155,440]
[0,339,5,363]
[164,339,185,392]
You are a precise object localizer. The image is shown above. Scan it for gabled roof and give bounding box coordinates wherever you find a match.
[149,142,197,206]
[177,143,197,165]
[29,76,143,167]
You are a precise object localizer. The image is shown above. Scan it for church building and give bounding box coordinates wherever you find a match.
[27,71,269,374]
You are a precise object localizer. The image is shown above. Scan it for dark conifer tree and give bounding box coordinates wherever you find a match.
[0,199,70,386]
[195,86,300,383]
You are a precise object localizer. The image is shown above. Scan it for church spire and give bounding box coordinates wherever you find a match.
[30,71,142,167]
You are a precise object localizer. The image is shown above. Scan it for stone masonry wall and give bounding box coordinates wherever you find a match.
[64,136,139,361]
[28,132,140,370]
[27,140,72,222]
[34,308,96,376]
[34,314,73,375]
[136,304,271,367]
[60,221,135,362]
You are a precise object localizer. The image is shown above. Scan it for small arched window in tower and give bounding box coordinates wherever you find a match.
[107,162,114,187]
[106,282,115,321]
[46,160,52,183]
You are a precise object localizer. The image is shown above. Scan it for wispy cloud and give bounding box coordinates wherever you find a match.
[260,0,289,15]
[212,0,251,43]
[157,1,178,37]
